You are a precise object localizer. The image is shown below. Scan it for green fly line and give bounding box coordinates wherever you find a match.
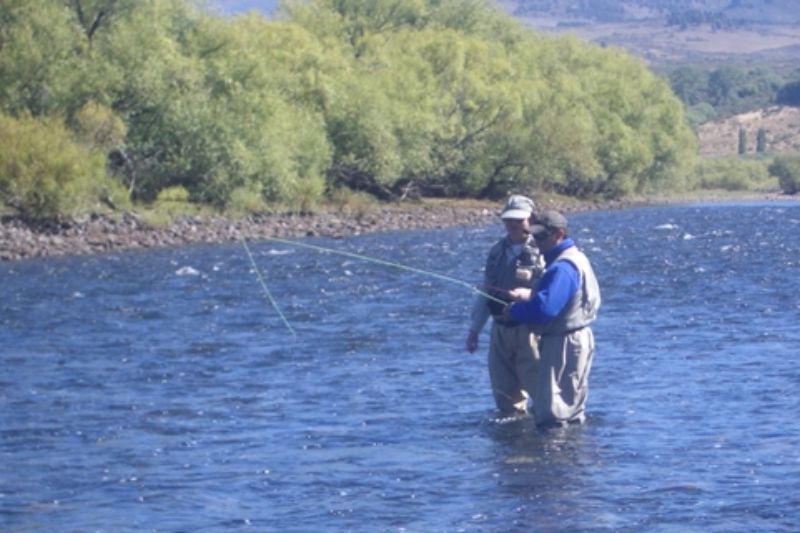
[242,238,297,337]
[243,235,508,335]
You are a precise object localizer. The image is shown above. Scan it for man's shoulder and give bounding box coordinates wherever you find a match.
[486,238,507,256]
[557,244,588,262]
[554,246,590,275]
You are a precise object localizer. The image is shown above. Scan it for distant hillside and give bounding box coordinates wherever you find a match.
[697,106,800,156]
[511,0,800,25]
[213,1,800,25]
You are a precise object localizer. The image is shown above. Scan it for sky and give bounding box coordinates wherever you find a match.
[211,0,277,16]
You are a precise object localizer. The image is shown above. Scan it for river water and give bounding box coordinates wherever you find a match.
[2,202,800,532]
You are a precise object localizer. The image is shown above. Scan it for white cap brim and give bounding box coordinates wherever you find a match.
[500,209,531,220]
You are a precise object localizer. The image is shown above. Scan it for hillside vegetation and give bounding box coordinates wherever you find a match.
[668,64,800,125]
[0,0,702,219]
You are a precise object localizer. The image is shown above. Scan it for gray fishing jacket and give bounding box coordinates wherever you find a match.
[469,236,544,334]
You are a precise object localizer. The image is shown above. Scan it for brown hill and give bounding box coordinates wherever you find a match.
[696,106,800,157]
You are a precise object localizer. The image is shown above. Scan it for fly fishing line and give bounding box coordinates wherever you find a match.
[262,236,507,305]
[243,235,509,335]
[242,238,297,337]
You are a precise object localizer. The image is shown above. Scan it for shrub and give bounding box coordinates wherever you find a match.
[684,102,717,127]
[756,128,767,153]
[693,156,770,191]
[328,186,378,217]
[94,173,133,212]
[138,185,200,226]
[153,185,199,216]
[776,81,800,106]
[0,112,108,219]
[156,185,191,203]
[72,101,127,153]
[284,175,325,214]
[769,154,800,195]
[227,183,266,215]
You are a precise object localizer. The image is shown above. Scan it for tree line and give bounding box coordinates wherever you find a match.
[667,64,800,126]
[1,0,700,219]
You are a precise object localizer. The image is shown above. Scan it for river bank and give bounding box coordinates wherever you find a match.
[0,191,792,262]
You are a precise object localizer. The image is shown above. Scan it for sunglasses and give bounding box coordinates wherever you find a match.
[533,229,550,241]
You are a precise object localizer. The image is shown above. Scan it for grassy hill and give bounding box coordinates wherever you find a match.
[503,0,800,76]
[696,106,800,157]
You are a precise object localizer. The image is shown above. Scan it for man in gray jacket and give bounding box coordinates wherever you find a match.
[466,195,545,415]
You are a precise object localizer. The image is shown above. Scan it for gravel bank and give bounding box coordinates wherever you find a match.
[1,203,506,262]
[4,192,791,262]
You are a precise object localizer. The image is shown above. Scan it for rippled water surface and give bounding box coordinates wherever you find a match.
[2,203,800,532]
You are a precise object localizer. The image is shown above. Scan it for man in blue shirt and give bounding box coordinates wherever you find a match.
[505,210,601,426]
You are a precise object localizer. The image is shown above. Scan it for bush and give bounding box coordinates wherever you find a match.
[328,186,378,217]
[776,81,800,106]
[0,0,700,206]
[137,185,200,226]
[155,185,191,203]
[0,112,110,218]
[692,156,770,191]
[226,183,266,215]
[684,102,717,127]
[72,101,127,153]
[151,185,200,218]
[769,154,800,194]
[284,175,325,214]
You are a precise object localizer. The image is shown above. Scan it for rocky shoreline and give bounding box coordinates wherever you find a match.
[0,202,511,262]
[1,192,792,262]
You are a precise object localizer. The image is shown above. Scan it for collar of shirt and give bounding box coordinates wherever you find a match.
[504,236,532,264]
[544,238,575,266]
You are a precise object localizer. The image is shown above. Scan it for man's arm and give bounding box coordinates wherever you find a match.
[466,294,490,353]
[509,261,579,324]
[466,245,499,352]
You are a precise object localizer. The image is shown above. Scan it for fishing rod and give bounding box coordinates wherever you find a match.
[242,235,509,334]
[482,284,513,296]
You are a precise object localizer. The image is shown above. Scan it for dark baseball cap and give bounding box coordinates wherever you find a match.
[530,210,568,235]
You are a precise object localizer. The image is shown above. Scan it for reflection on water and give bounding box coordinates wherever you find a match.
[2,202,800,531]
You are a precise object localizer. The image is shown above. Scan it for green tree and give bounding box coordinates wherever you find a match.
[668,65,709,106]
[63,0,137,47]
[709,65,747,108]
[770,154,800,195]
[756,128,767,153]
[776,80,800,106]
[183,14,334,207]
[692,156,770,191]
[0,112,125,218]
[0,0,704,210]
[282,0,427,58]
[738,128,747,154]
[0,0,84,115]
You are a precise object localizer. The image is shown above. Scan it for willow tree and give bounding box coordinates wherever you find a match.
[163,14,334,207]
[285,0,697,199]
[1,0,702,214]
[0,0,84,115]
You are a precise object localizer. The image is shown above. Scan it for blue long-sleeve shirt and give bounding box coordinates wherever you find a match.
[509,239,580,324]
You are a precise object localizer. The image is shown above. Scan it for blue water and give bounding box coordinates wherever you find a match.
[2,203,800,532]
